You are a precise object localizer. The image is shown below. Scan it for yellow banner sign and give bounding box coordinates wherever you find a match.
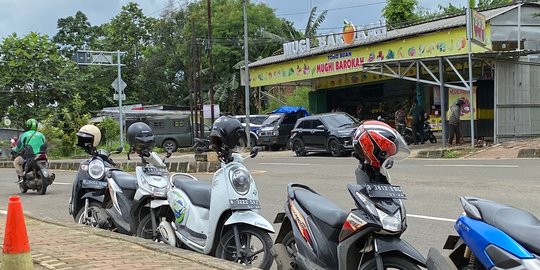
[448,87,477,120]
[250,26,491,87]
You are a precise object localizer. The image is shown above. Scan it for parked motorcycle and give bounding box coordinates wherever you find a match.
[104,149,171,235]
[427,197,540,270]
[18,145,55,195]
[151,143,275,269]
[69,145,122,227]
[271,172,426,269]
[399,120,436,145]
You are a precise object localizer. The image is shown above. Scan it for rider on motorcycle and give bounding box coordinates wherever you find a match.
[352,120,409,185]
[12,119,47,183]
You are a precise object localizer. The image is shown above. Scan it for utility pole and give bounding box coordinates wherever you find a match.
[466,1,475,147]
[191,20,200,138]
[207,0,215,123]
[243,0,251,148]
[197,41,204,138]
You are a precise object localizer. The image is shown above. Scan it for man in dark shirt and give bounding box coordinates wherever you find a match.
[409,99,425,145]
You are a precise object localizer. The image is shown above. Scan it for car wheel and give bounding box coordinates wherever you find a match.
[328,139,342,157]
[293,140,306,156]
[162,139,178,152]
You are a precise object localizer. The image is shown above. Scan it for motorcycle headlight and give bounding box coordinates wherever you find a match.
[140,177,169,198]
[229,167,251,195]
[377,208,402,232]
[88,160,105,180]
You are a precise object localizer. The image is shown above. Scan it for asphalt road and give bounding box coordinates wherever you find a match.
[1,153,539,259]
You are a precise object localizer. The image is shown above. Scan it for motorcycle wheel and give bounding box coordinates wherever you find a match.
[358,256,421,270]
[75,202,108,228]
[19,182,28,193]
[429,134,437,143]
[37,171,47,195]
[280,230,299,267]
[216,226,273,270]
[136,213,159,239]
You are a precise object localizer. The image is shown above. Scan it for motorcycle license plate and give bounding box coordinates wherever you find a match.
[229,198,260,210]
[82,179,108,189]
[366,184,406,199]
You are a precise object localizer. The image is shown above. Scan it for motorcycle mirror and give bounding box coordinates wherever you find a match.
[250,147,259,158]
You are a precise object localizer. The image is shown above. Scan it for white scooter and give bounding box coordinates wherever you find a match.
[104,150,171,236]
[156,145,274,270]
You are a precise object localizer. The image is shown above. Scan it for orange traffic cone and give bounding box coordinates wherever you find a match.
[2,196,32,270]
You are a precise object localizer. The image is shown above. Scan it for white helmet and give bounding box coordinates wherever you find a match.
[77,124,101,147]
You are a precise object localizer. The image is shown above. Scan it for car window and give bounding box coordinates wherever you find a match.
[296,120,309,129]
[323,114,357,129]
[250,116,267,125]
[262,114,282,126]
[282,114,297,125]
[312,119,324,129]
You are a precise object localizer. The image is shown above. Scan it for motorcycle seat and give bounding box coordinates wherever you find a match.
[293,188,347,229]
[174,179,211,209]
[110,171,138,191]
[470,199,540,255]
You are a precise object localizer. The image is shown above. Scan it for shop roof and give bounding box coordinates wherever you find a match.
[250,3,535,68]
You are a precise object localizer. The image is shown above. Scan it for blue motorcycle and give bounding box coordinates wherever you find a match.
[427,196,540,270]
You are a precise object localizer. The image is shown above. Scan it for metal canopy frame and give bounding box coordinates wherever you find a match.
[361,56,472,91]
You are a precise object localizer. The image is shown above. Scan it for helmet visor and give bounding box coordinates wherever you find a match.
[392,131,410,162]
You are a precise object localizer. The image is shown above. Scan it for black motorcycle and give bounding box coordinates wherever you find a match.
[18,145,55,195]
[69,146,122,227]
[271,182,425,270]
[399,120,437,145]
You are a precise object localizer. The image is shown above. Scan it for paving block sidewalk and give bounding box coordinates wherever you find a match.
[0,214,249,270]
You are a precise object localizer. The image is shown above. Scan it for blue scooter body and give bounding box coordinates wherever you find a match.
[455,215,534,268]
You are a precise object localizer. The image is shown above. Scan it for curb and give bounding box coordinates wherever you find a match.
[415,150,443,158]
[3,213,249,270]
[0,160,220,173]
[517,148,540,158]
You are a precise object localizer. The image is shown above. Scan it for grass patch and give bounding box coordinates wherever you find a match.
[442,149,459,158]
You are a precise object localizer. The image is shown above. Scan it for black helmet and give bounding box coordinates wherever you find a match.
[210,116,244,152]
[127,122,155,152]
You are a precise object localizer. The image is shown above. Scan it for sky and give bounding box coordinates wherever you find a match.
[0,0,470,40]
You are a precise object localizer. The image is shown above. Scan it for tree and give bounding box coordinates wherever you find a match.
[179,0,292,114]
[0,33,82,128]
[304,7,328,39]
[53,11,101,57]
[382,0,419,28]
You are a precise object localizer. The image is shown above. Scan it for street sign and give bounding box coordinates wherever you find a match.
[111,78,127,93]
[73,51,91,64]
[92,53,113,64]
[113,94,126,101]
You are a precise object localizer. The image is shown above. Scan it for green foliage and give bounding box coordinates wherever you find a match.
[263,87,311,114]
[442,149,459,158]
[0,32,83,127]
[382,0,419,28]
[98,117,120,149]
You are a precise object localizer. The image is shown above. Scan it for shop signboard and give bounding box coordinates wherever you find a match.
[250,26,491,88]
[448,87,477,120]
[472,10,486,46]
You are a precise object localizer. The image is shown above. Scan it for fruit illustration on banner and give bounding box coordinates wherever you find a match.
[342,20,356,44]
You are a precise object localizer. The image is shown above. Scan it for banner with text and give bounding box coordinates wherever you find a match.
[250,26,491,87]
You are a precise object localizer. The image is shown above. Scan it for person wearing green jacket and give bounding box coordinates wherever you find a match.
[12,119,47,183]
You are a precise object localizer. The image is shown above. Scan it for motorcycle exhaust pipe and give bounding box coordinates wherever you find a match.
[270,243,294,270]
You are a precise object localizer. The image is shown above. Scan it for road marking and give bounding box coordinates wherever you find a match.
[0,210,7,215]
[407,214,455,223]
[53,182,72,185]
[423,164,518,168]
[259,163,311,166]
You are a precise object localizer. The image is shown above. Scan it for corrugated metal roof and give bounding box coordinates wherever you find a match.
[250,3,530,68]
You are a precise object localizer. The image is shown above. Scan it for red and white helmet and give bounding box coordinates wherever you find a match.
[352,120,410,168]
